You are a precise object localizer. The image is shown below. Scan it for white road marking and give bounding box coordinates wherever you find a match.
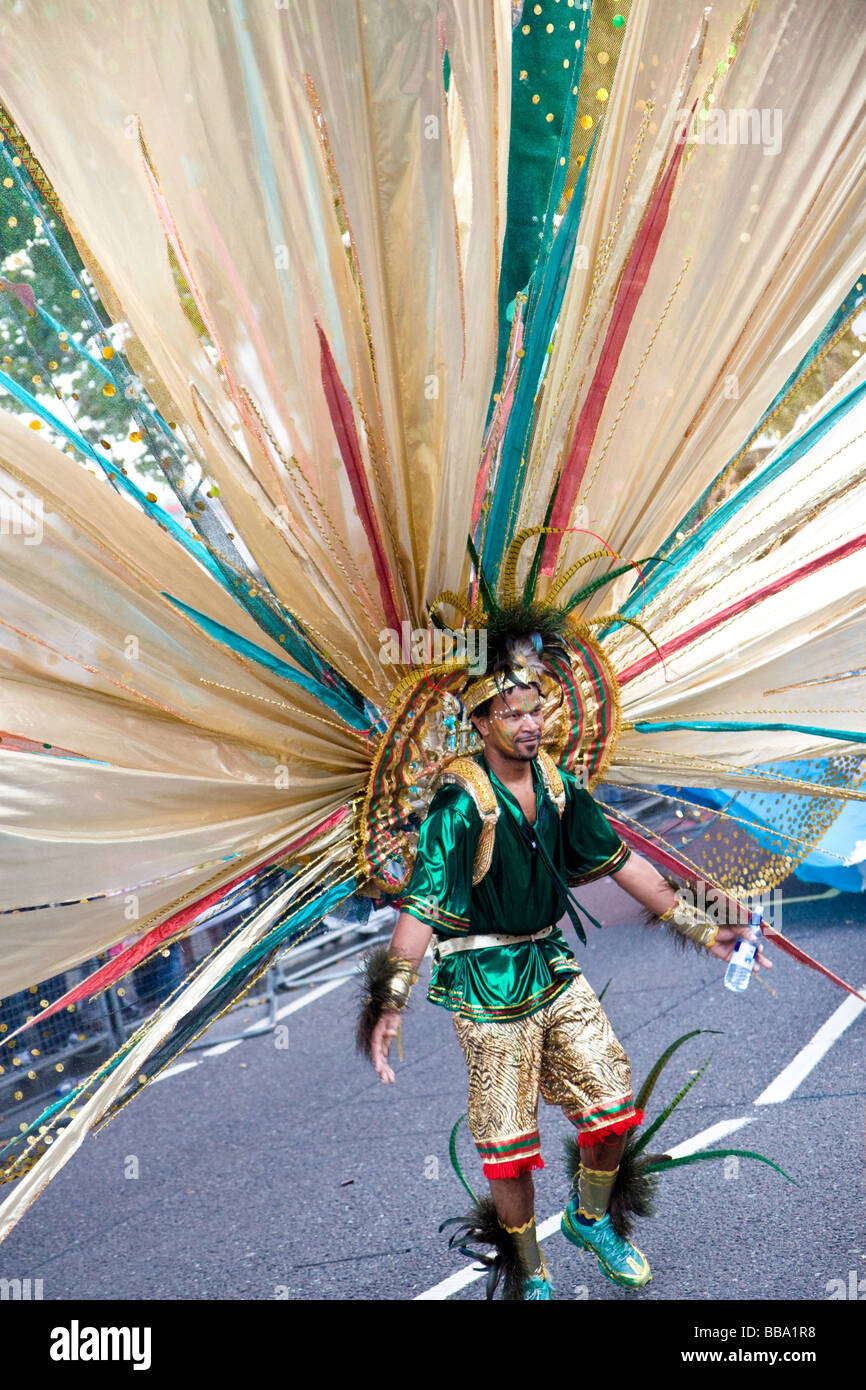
[754,986,866,1105]
[273,977,347,1020]
[664,1116,755,1157]
[201,1040,241,1057]
[151,1061,198,1084]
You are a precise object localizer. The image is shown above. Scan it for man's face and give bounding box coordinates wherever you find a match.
[472,683,544,761]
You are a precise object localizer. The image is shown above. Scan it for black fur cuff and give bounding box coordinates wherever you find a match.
[355,946,416,1059]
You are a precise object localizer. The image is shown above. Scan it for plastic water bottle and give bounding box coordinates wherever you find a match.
[724,913,762,993]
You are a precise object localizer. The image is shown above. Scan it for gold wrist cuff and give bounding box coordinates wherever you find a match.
[379,957,418,1012]
[661,896,719,949]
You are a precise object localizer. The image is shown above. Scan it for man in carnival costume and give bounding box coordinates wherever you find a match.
[359,607,772,1301]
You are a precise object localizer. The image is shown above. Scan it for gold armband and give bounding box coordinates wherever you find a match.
[660,895,719,950]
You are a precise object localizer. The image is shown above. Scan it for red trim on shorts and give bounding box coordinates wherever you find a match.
[482,1154,545,1180]
[575,1110,644,1147]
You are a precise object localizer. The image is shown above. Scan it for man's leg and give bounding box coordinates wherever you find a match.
[488,1171,544,1276]
[451,1010,551,1294]
[539,977,651,1287]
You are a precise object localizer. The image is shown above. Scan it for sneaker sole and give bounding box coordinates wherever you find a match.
[560,1208,652,1290]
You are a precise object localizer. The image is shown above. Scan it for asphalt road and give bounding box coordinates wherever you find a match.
[0,876,863,1302]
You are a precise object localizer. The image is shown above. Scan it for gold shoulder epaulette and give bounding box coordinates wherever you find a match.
[435,757,499,885]
[536,748,566,817]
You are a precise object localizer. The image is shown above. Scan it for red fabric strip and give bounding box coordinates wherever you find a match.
[8,807,350,1038]
[607,816,866,1003]
[483,1154,545,1180]
[316,322,401,630]
[575,1111,644,1147]
[619,532,866,686]
[541,102,696,576]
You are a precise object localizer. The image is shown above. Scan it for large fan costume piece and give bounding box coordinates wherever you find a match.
[0,0,865,1279]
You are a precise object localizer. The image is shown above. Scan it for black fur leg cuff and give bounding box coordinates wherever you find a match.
[439,1195,531,1300]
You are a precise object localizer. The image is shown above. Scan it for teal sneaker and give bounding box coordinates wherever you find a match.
[520,1270,555,1300]
[561,1199,651,1289]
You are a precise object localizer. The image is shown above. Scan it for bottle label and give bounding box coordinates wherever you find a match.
[731,939,756,965]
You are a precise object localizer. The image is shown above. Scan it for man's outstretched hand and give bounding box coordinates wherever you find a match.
[708,924,773,973]
[370,1010,402,1084]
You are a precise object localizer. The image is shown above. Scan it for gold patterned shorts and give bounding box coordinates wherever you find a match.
[452,974,641,1178]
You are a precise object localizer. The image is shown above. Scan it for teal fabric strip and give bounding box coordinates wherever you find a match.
[482,125,599,581]
[633,719,866,746]
[0,367,228,578]
[489,0,592,410]
[611,371,866,628]
[160,591,373,730]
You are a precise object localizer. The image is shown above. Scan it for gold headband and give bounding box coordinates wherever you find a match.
[461,665,544,716]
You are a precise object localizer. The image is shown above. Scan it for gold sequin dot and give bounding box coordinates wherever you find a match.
[102,383,116,396]
[56,1063,64,1073]
[7,216,17,227]
[580,114,594,129]
[532,93,540,104]
[569,20,575,29]
[2,177,12,188]
[14,1091,23,1101]
[138,1074,147,1084]
[117,987,126,996]
[71,289,81,298]
[31,374,42,384]
[546,21,554,31]
[563,58,569,67]
[31,1049,39,1057]
[28,1070,36,1079]
[102,345,114,359]
[522,23,530,33]
[546,112,555,122]
[519,69,528,79]
[129,430,142,442]
[598,51,610,64]
[596,88,609,102]
[29,420,41,430]
[533,2,541,10]
[49,360,58,369]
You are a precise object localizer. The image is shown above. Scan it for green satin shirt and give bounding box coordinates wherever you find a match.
[401,755,630,1021]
